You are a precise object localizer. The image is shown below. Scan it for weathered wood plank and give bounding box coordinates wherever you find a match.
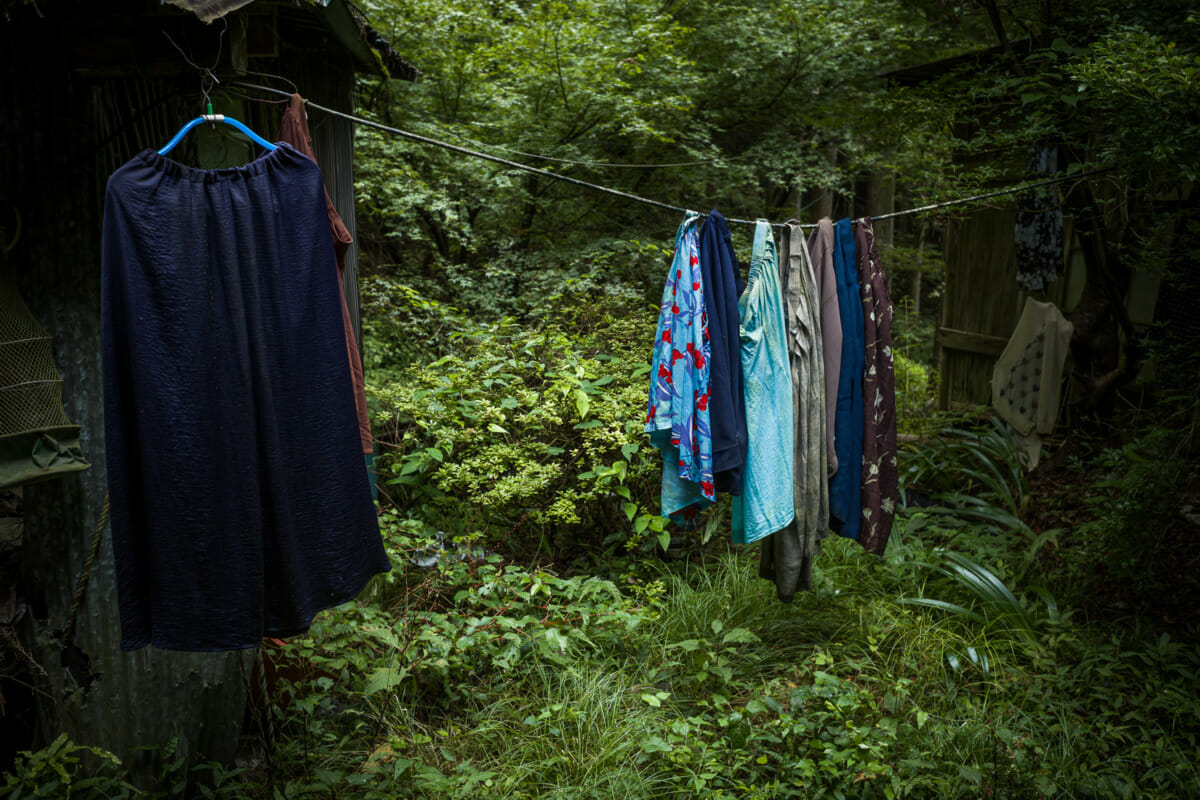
[936,326,1009,357]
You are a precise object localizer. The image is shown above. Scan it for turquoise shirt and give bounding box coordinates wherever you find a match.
[732,221,795,544]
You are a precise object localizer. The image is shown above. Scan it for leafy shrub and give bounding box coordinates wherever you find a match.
[894,351,938,435]
[359,277,469,379]
[0,734,247,800]
[1068,429,1191,612]
[368,306,668,560]
[1,734,137,800]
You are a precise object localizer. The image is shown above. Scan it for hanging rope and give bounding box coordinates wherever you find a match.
[60,492,109,647]
[232,81,1113,227]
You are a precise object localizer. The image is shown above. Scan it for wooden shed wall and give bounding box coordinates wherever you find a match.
[937,206,1082,409]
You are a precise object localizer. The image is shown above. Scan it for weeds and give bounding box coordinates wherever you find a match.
[8,346,1200,799]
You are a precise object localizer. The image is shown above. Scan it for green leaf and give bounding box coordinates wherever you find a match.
[721,627,760,645]
[656,530,671,550]
[573,388,590,419]
[623,502,638,521]
[641,736,672,753]
[487,423,509,434]
[364,667,409,696]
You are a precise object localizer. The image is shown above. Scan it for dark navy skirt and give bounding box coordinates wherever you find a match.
[101,143,390,651]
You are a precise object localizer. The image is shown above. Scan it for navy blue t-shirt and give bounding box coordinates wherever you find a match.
[698,210,747,495]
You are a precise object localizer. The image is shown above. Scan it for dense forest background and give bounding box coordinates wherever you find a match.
[5,0,1200,797]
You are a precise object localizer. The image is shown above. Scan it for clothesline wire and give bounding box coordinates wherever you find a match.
[867,169,1112,222]
[232,81,1114,229]
[233,81,721,220]
[402,112,775,169]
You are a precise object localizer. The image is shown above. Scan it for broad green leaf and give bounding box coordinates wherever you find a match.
[364,667,410,696]
[573,389,590,419]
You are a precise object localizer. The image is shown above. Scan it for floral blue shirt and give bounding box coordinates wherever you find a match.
[646,214,715,518]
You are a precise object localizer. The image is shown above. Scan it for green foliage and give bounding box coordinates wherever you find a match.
[358,277,467,379]
[1067,428,1192,611]
[352,0,937,324]
[893,352,937,436]
[259,534,1200,800]
[1,734,136,800]
[369,304,666,559]
[1068,20,1200,181]
[0,735,249,799]
[889,296,937,367]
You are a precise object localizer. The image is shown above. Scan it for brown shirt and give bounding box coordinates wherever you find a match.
[806,218,841,476]
[279,94,373,455]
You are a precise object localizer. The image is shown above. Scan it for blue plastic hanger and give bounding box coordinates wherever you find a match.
[158,102,276,156]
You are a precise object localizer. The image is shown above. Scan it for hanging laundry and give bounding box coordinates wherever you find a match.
[758,221,828,600]
[646,213,715,520]
[101,144,390,651]
[807,218,841,477]
[992,297,1073,468]
[855,218,898,556]
[279,94,376,497]
[1014,146,1064,293]
[732,221,794,545]
[697,209,748,495]
[828,218,865,540]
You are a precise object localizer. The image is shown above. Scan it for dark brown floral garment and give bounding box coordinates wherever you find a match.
[1014,146,1063,293]
[854,219,897,556]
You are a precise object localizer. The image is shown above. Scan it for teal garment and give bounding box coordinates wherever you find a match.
[732,221,795,545]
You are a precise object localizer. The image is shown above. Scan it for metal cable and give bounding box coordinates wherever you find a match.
[232,82,783,227]
[867,168,1114,222]
[232,81,1113,229]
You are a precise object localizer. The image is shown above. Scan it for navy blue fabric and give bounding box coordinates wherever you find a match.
[697,210,747,494]
[829,218,864,540]
[102,144,390,651]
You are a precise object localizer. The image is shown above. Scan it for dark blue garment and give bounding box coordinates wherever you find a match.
[829,218,864,540]
[102,144,390,651]
[697,209,747,494]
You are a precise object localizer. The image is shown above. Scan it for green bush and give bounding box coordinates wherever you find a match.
[894,352,938,436]
[1,735,137,800]
[1068,429,1190,612]
[367,305,667,561]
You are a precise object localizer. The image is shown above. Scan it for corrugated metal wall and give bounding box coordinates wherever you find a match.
[2,2,369,784]
[281,49,364,357]
[5,39,253,787]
